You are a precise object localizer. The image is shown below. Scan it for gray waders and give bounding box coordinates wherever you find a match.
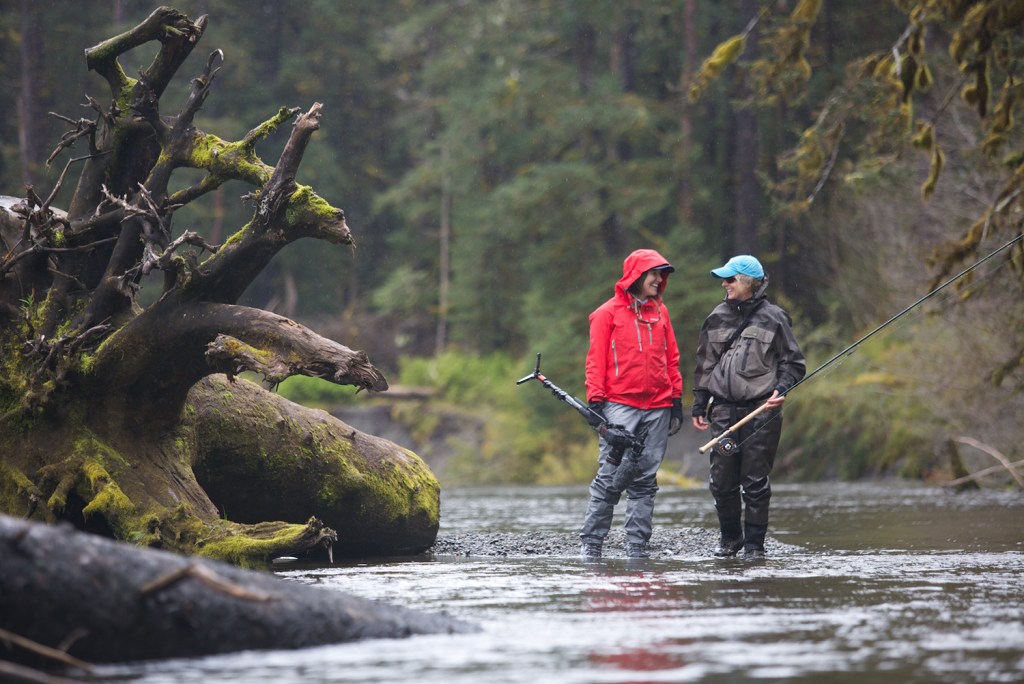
[580,402,670,548]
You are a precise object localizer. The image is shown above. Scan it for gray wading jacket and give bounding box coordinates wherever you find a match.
[692,285,806,414]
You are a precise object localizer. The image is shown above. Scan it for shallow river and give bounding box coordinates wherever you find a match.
[96,483,1023,683]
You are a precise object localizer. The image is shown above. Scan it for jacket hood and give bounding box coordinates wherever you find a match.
[615,248,674,300]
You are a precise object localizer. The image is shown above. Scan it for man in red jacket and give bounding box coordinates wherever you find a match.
[580,248,684,559]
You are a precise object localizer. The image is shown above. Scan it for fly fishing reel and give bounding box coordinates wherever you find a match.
[715,436,738,455]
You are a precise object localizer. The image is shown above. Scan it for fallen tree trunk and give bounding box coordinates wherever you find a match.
[0,514,475,670]
[187,375,441,557]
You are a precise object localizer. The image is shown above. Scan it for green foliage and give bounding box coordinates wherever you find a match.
[781,338,942,480]
[398,352,517,405]
[394,351,599,485]
[276,376,361,408]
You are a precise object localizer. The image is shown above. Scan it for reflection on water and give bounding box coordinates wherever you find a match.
[93,483,1024,683]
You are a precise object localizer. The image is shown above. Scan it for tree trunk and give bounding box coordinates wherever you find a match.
[0,513,473,669]
[16,0,44,187]
[189,375,440,557]
[0,7,439,569]
[677,0,697,225]
[733,0,761,252]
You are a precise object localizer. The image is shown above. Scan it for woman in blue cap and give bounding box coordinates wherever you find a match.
[691,255,805,559]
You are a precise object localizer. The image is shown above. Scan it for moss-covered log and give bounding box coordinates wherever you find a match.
[188,376,440,557]
[0,8,439,567]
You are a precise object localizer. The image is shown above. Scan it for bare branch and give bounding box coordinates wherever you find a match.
[139,562,275,602]
[176,50,224,131]
[951,435,1024,489]
[44,113,97,166]
[43,152,107,210]
[0,627,94,674]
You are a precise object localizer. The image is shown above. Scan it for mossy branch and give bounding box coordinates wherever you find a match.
[199,517,338,567]
[85,7,206,99]
[204,322,387,392]
[688,7,767,103]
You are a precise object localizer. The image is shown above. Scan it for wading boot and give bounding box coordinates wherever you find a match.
[742,522,768,560]
[626,542,650,559]
[741,547,766,560]
[713,538,744,558]
[581,542,603,559]
[713,516,744,558]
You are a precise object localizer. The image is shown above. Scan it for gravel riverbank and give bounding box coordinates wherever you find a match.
[428,527,800,559]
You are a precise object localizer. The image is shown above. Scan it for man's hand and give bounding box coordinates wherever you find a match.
[691,415,710,431]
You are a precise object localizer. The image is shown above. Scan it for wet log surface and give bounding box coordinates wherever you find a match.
[0,514,475,667]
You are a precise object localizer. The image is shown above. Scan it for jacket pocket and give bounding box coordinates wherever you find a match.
[707,327,732,357]
[737,326,775,378]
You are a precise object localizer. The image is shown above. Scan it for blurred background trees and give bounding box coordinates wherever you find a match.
[2,0,1021,485]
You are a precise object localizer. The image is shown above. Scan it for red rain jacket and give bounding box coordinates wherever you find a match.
[585,249,683,410]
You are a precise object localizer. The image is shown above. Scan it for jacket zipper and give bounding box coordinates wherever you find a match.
[612,340,619,376]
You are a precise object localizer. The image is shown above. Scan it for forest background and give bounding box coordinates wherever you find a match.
[3,0,1021,487]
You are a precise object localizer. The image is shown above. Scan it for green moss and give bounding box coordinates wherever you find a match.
[286,185,337,222]
[198,521,320,569]
[46,472,75,512]
[221,222,252,247]
[1,462,42,498]
[81,480,136,530]
[82,459,110,488]
[79,353,96,375]
[190,134,272,185]
[311,439,440,528]
[112,77,139,114]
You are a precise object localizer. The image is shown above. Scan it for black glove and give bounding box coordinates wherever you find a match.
[586,401,606,428]
[669,398,684,435]
[691,390,710,418]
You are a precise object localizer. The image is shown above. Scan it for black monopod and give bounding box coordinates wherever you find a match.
[516,353,648,491]
[699,232,1024,456]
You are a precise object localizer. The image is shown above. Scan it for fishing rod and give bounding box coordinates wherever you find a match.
[516,353,646,468]
[698,232,1024,456]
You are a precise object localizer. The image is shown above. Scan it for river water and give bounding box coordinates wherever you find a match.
[94,482,1023,683]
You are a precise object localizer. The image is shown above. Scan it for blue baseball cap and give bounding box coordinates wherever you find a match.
[711,255,764,279]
